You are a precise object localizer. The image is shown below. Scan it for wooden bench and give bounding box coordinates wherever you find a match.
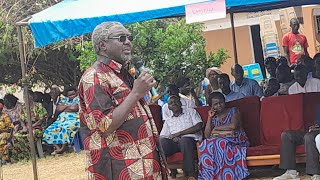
[167,154,307,169]
[149,93,320,172]
[246,154,306,166]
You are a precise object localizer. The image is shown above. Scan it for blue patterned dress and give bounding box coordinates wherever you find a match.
[198,107,250,180]
[42,97,80,145]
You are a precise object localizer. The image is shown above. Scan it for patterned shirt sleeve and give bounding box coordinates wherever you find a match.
[73,97,80,105]
[59,97,67,105]
[79,69,116,135]
[3,114,14,129]
[34,103,47,121]
[20,106,26,122]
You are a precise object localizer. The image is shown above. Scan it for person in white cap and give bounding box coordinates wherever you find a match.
[204,67,222,105]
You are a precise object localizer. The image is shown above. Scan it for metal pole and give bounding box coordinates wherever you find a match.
[230,11,239,64]
[17,25,39,180]
[16,17,31,26]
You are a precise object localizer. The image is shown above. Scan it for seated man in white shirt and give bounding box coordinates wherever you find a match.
[160,95,203,178]
[162,84,196,121]
[289,64,320,95]
[217,73,244,102]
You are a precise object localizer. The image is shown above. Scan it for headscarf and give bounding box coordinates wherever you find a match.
[206,67,222,78]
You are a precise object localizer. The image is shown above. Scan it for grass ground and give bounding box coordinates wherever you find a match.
[171,164,310,180]
[0,152,311,180]
[1,153,85,180]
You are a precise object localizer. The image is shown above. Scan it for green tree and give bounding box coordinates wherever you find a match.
[0,0,83,88]
[76,18,230,87]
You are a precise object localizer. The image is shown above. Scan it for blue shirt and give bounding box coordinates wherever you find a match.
[231,78,263,97]
[224,91,245,102]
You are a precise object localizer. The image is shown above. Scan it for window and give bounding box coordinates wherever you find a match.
[316,16,320,34]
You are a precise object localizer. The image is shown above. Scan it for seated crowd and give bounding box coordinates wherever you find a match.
[0,85,81,164]
[157,54,320,179]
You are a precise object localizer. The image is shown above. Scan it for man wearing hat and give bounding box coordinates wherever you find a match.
[204,67,222,105]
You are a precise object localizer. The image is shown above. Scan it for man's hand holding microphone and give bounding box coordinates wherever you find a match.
[131,57,159,101]
[131,71,156,99]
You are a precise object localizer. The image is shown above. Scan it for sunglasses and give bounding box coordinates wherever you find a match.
[108,35,133,42]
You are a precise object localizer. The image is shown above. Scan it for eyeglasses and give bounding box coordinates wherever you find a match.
[108,35,133,42]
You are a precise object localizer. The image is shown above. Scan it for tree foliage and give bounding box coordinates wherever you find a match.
[0,0,82,88]
[0,1,229,89]
[76,18,230,87]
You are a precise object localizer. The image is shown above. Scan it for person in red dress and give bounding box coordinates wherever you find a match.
[282,18,309,65]
[78,22,167,180]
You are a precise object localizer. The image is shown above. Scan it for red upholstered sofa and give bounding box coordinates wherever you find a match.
[148,92,320,168]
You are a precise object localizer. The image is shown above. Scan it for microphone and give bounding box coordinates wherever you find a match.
[131,57,159,100]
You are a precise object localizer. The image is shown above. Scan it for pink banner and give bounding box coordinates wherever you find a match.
[185,0,226,24]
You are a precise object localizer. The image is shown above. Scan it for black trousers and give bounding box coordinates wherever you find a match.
[159,137,196,176]
[279,130,320,175]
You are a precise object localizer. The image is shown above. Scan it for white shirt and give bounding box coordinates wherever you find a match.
[288,78,320,95]
[158,99,165,107]
[162,96,196,121]
[316,134,320,154]
[160,108,203,141]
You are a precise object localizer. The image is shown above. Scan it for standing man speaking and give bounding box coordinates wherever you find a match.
[78,22,167,180]
[282,18,309,65]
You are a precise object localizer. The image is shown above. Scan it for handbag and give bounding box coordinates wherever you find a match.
[211,130,236,138]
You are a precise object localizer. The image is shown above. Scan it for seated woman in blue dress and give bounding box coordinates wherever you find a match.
[198,92,250,180]
[43,86,80,155]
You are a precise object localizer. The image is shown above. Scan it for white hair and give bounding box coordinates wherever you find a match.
[91,22,123,53]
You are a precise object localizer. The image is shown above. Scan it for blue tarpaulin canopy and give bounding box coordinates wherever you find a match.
[16,1,320,178]
[28,0,319,47]
[228,0,319,12]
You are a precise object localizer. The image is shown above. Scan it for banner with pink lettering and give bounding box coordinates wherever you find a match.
[185,0,226,24]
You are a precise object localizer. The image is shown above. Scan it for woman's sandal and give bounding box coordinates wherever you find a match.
[187,177,197,180]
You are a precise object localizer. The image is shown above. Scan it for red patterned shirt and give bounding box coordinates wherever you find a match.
[78,59,165,180]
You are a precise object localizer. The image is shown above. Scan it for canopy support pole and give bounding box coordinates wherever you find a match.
[17,24,39,180]
[230,11,238,64]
